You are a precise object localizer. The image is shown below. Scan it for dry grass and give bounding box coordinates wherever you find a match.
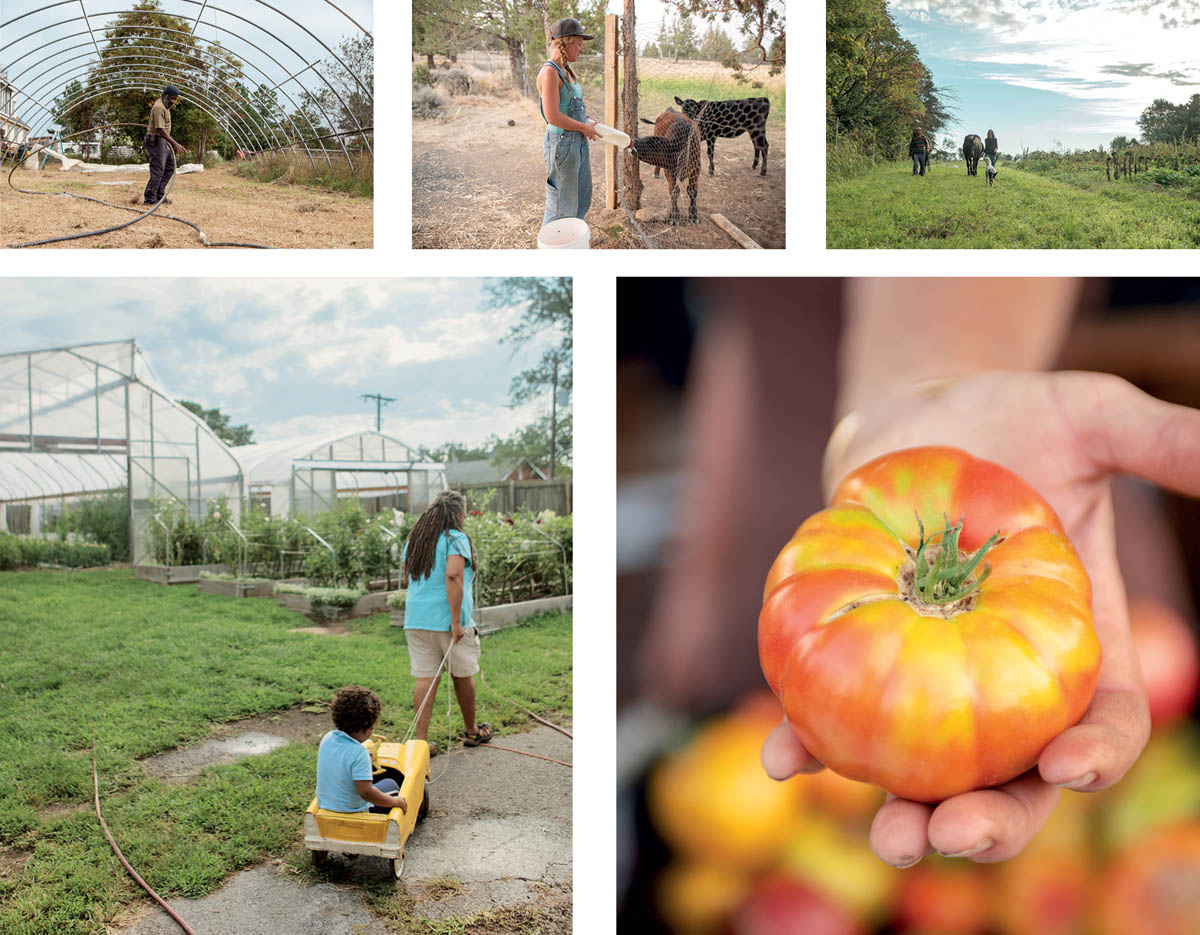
[411,92,785,249]
[1,164,372,248]
[234,151,373,197]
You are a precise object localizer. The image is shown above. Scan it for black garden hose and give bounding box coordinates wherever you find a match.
[6,123,274,249]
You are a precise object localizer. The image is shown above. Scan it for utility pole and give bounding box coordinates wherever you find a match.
[361,393,395,431]
[549,354,558,480]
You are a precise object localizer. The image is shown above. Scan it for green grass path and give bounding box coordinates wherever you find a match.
[0,570,571,934]
[828,161,1200,248]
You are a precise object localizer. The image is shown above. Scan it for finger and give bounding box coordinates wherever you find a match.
[761,719,822,780]
[869,796,934,868]
[1067,372,1200,498]
[1038,689,1149,791]
[925,772,1060,862]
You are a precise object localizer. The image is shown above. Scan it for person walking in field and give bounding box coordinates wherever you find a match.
[401,490,493,756]
[537,18,600,227]
[984,129,999,168]
[143,85,186,206]
[909,128,931,176]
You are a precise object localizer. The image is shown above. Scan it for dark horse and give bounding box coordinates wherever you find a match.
[962,134,984,176]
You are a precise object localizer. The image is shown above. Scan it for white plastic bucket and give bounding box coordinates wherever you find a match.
[537,217,590,249]
[592,122,631,149]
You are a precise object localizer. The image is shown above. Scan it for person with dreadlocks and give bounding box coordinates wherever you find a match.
[402,490,493,756]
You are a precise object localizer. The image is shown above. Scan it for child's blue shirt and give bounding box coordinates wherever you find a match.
[315,729,372,812]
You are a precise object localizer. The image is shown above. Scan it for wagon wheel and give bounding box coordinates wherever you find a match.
[392,857,404,879]
[418,788,430,822]
[311,849,328,867]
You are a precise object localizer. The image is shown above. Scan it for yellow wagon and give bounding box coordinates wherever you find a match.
[304,737,431,879]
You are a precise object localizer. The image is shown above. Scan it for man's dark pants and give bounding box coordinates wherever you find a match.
[144,134,176,204]
[912,152,928,176]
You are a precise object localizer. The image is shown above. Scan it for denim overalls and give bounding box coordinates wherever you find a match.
[540,61,592,226]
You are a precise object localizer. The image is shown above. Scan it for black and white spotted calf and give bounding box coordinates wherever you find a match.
[674,95,770,177]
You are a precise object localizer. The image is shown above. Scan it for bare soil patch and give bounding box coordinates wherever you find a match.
[2,165,372,249]
[0,847,32,879]
[412,93,784,249]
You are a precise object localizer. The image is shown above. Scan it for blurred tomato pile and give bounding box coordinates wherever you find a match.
[642,598,1200,935]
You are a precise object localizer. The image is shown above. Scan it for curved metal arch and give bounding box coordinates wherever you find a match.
[15,65,269,160]
[171,0,372,156]
[20,52,297,158]
[2,2,372,160]
[41,74,267,160]
[4,16,352,161]
[12,52,278,155]
[6,23,341,165]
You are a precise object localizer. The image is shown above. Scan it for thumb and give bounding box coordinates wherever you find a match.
[1068,372,1200,497]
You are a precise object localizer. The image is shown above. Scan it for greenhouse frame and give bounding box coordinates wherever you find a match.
[0,339,243,564]
[231,431,448,518]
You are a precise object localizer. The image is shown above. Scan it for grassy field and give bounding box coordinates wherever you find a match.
[827,161,1200,248]
[0,569,571,933]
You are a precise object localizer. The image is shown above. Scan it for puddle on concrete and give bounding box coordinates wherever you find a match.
[142,731,289,781]
[139,706,332,782]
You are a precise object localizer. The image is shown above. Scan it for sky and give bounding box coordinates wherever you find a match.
[0,278,566,452]
[1,0,372,135]
[889,0,1200,151]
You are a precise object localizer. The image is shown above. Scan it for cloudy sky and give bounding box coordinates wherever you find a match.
[0,278,565,451]
[890,0,1200,151]
[1,0,372,135]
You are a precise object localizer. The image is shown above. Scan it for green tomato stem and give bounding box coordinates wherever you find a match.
[911,513,1000,605]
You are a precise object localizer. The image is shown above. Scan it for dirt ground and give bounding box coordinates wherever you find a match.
[1,165,372,249]
[412,93,785,249]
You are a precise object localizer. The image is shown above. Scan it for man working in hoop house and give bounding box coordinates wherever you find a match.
[143,85,186,205]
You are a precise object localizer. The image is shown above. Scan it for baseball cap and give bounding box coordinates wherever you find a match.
[164,85,180,97]
[549,17,593,40]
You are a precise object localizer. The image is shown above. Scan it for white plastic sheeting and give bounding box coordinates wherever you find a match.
[0,339,242,562]
[231,430,447,517]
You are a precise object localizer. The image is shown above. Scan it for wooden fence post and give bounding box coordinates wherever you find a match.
[621,0,642,210]
[605,14,619,210]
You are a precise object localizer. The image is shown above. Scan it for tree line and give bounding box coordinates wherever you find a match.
[413,0,784,99]
[826,0,952,160]
[1112,94,1200,149]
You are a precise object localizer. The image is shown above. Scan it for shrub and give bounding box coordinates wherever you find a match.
[0,534,20,571]
[413,85,449,119]
[66,493,130,562]
[386,589,407,610]
[436,68,472,96]
[274,581,308,596]
[10,538,110,569]
[465,511,573,605]
[412,65,435,87]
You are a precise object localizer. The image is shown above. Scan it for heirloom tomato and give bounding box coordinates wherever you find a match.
[759,446,1101,803]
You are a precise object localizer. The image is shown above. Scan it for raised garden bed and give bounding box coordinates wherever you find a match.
[135,563,232,585]
[197,578,276,599]
[276,589,392,622]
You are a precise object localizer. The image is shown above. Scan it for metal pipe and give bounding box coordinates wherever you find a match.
[3,3,371,161]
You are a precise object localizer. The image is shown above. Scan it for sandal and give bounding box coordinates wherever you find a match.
[427,740,440,757]
[463,723,493,747]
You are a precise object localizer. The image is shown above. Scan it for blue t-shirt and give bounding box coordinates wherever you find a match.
[402,528,474,631]
[315,730,373,812]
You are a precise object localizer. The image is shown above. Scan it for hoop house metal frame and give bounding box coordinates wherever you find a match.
[232,431,448,518]
[0,1,372,166]
[0,339,244,564]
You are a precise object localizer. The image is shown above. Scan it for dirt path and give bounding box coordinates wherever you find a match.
[413,94,785,249]
[1,165,372,249]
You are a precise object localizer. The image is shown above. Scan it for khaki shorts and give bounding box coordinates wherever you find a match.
[406,626,482,678]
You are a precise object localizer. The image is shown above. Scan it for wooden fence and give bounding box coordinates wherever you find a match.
[450,479,572,515]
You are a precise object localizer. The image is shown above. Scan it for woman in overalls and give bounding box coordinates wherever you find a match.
[538,18,599,227]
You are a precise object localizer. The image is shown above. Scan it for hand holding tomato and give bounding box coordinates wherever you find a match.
[764,371,1200,867]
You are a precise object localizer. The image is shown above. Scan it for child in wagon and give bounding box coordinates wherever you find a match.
[316,686,407,814]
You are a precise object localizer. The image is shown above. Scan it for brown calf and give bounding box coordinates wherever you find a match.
[630,109,701,225]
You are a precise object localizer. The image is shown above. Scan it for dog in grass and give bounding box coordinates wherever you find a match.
[986,159,998,187]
